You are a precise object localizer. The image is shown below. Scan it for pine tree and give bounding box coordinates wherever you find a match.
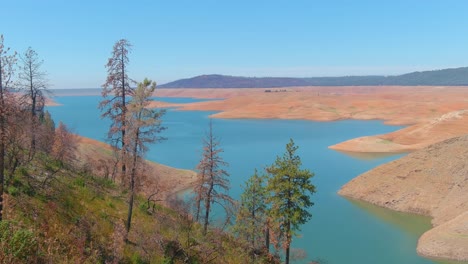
[266,139,316,264]
[125,78,166,232]
[99,39,135,182]
[233,169,269,258]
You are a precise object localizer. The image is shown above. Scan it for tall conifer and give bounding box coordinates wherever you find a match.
[266,139,316,264]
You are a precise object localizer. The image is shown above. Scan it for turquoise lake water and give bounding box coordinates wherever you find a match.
[48,95,437,264]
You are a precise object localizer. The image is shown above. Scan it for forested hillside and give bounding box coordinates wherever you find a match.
[159,67,468,88]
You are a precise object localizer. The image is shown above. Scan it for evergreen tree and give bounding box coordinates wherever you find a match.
[266,139,316,264]
[233,169,269,258]
[125,78,166,232]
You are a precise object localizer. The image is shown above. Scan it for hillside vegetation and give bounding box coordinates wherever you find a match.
[2,146,272,263]
[159,67,468,88]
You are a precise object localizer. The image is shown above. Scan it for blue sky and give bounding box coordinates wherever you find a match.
[2,0,468,88]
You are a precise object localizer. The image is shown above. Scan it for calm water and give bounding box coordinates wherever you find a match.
[48,95,436,264]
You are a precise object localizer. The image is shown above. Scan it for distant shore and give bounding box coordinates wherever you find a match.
[152,86,468,153]
[50,86,468,154]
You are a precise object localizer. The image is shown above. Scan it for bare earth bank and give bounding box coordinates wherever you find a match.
[154,86,468,153]
[75,136,196,201]
[339,135,468,262]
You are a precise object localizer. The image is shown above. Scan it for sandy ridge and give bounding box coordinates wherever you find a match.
[153,86,468,153]
[339,135,468,261]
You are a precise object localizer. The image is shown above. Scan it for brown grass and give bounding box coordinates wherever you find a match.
[75,136,196,201]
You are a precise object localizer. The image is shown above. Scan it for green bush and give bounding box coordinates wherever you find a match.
[73,178,85,188]
[129,252,149,264]
[7,186,20,196]
[0,221,39,262]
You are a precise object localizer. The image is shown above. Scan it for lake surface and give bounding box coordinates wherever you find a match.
[48,95,436,264]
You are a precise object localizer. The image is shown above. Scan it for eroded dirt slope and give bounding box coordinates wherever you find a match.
[76,136,196,200]
[339,135,468,261]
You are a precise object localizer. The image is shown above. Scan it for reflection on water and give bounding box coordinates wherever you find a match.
[345,198,468,264]
[346,197,432,237]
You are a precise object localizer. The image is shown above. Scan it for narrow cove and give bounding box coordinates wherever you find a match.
[48,95,436,264]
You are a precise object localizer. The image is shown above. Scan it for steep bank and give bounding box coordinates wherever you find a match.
[330,110,468,153]
[2,143,255,263]
[75,136,196,200]
[339,135,468,261]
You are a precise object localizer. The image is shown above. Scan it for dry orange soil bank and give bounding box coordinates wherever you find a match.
[76,136,196,201]
[153,86,468,153]
[339,136,468,262]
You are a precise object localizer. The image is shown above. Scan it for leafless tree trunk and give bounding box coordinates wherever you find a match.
[18,47,49,160]
[51,122,77,165]
[0,35,16,221]
[193,120,233,235]
[99,39,135,183]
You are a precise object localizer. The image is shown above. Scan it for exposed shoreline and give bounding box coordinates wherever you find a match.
[49,86,468,154]
[339,135,468,262]
[151,86,468,154]
[75,136,197,201]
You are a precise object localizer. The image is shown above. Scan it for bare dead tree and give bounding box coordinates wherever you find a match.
[0,35,17,221]
[18,47,49,159]
[51,122,77,166]
[193,119,233,235]
[99,39,135,183]
[125,78,166,233]
[5,106,28,183]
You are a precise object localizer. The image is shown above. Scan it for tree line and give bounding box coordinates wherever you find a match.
[0,35,77,223]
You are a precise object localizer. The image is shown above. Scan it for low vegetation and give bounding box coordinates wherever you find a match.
[2,149,287,263]
[0,36,320,263]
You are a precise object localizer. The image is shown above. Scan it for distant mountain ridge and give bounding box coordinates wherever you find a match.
[159,67,468,88]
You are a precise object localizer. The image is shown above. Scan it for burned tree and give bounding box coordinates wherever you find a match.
[0,35,17,221]
[125,78,165,232]
[18,47,49,159]
[99,39,135,181]
[193,120,233,235]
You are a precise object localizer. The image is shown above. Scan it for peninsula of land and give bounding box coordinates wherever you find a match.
[152,86,468,153]
[339,135,468,262]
